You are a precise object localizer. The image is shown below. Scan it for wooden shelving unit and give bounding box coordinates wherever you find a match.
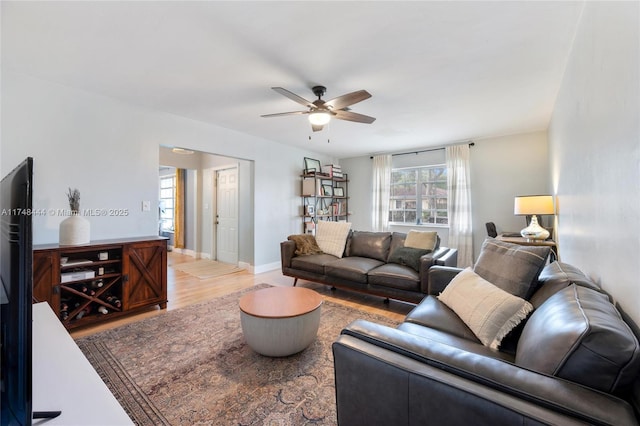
[301,171,349,234]
[33,236,167,330]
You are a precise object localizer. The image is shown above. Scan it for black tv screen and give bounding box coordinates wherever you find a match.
[1,157,34,426]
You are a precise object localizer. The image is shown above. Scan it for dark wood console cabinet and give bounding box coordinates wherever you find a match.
[33,236,167,330]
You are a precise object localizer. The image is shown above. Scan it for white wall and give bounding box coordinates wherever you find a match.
[548,2,640,323]
[340,131,549,261]
[470,131,549,259]
[1,71,333,271]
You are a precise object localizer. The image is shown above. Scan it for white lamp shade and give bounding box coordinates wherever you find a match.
[514,195,554,216]
[308,111,331,126]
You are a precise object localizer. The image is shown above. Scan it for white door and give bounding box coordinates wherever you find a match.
[216,167,239,264]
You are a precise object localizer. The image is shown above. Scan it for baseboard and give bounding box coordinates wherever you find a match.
[239,261,253,274]
[253,261,280,274]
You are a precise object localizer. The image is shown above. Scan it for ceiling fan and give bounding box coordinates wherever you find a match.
[261,85,376,132]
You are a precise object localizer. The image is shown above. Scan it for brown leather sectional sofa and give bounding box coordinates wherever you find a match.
[332,261,640,425]
[280,230,458,303]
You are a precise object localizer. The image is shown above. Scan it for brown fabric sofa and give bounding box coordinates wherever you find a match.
[332,260,640,425]
[280,231,458,303]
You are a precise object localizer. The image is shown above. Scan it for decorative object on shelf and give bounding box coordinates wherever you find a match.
[514,195,554,240]
[303,157,323,175]
[334,187,344,197]
[59,188,90,246]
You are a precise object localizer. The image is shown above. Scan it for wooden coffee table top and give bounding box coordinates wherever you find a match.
[239,287,322,319]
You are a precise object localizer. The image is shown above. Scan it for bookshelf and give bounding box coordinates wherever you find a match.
[301,164,349,234]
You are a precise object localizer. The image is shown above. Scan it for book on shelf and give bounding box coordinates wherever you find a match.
[322,164,343,178]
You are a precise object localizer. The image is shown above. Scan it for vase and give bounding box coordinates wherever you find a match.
[59,213,90,245]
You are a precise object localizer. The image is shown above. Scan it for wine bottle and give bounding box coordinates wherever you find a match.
[105,294,122,308]
[97,306,108,315]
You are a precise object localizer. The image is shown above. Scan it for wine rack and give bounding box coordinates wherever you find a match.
[33,237,167,330]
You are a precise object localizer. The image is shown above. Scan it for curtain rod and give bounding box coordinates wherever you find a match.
[370,142,474,159]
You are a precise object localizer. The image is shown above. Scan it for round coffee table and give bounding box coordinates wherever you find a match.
[239,286,323,357]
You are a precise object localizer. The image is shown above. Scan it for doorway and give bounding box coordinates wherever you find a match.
[158,146,254,267]
[215,167,239,264]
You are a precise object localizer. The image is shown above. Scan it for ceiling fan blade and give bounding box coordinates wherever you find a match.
[334,109,376,124]
[261,111,309,118]
[324,90,372,110]
[311,123,324,132]
[272,87,315,109]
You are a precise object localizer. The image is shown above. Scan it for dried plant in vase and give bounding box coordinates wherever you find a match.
[66,188,81,214]
[59,187,90,245]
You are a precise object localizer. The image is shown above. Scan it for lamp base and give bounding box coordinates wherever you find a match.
[520,215,550,240]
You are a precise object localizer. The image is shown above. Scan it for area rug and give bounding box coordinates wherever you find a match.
[172,259,244,279]
[76,284,400,425]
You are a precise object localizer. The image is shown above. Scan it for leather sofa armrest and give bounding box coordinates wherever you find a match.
[417,248,458,293]
[280,240,296,270]
[334,320,638,426]
[418,253,438,293]
[428,265,464,295]
[435,247,458,267]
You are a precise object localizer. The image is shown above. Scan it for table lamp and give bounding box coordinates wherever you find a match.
[514,195,554,240]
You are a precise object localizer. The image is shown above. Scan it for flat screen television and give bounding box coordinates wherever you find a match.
[1,157,34,425]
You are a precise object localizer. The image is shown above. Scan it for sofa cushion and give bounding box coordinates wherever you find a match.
[397,322,515,363]
[348,231,391,262]
[325,257,384,283]
[437,268,533,350]
[387,246,431,272]
[474,238,550,299]
[368,263,419,292]
[516,284,640,394]
[287,234,323,256]
[315,221,351,258]
[405,230,438,250]
[530,261,601,308]
[404,296,479,342]
[290,253,338,275]
[388,232,407,256]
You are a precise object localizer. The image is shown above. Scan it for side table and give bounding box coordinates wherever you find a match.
[496,234,558,262]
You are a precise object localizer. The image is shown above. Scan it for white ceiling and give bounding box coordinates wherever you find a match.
[2,1,584,158]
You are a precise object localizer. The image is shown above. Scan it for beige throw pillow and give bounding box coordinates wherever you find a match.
[315,221,352,258]
[438,267,534,350]
[404,230,438,250]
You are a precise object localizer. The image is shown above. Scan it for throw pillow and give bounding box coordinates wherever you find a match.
[287,234,323,256]
[404,230,438,250]
[315,221,352,258]
[387,246,431,271]
[474,238,550,299]
[438,267,534,350]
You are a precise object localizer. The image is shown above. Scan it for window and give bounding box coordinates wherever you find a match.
[389,165,448,225]
[159,175,175,231]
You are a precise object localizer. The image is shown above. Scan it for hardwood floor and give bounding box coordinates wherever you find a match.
[70,252,415,339]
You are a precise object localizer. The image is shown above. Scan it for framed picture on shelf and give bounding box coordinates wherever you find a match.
[334,187,344,197]
[304,157,322,174]
[305,205,315,216]
[322,184,333,196]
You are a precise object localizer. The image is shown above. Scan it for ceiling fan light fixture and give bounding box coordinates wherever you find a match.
[308,111,331,126]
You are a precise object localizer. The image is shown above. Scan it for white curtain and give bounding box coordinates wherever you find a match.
[371,154,392,231]
[446,144,473,267]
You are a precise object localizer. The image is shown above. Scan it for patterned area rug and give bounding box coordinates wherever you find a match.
[171,260,244,279]
[76,284,400,425]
